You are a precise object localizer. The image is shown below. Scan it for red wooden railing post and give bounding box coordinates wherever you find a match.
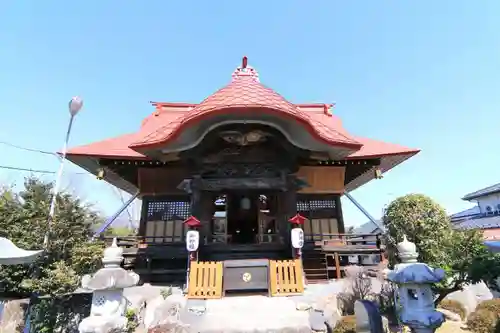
[184,216,201,292]
[289,213,306,260]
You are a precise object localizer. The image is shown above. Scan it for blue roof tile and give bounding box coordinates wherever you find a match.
[351,221,384,234]
[450,206,481,222]
[462,182,500,201]
[453,214,500,230]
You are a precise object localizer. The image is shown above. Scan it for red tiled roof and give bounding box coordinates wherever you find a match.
[66,130,419,161]
[66,58,420,193]
[348,136,420,159]
[129,74,361,150]
[66,133,147,159]
[484,228,500,241]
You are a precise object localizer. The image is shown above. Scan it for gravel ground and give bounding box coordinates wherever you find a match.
[436,321,471,333]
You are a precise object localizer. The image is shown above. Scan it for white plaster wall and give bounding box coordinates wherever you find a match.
[476,193,500,214]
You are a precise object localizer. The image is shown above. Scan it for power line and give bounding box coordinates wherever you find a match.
[0,164,87,175]
[0,141,56,157]
[0,165,56,174]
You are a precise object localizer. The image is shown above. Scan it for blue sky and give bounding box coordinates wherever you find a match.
[0,1,499,226]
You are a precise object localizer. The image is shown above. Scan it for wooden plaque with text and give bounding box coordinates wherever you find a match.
[295,166,345,194]
[138,167,188,195]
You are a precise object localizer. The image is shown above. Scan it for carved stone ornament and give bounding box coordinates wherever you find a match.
[81,238,140,290]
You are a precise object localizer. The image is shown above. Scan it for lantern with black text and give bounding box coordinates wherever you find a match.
[291,228,304,249]
[186,230,200,252]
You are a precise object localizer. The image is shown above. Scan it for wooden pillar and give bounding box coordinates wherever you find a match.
[280,176,298,247]
[137,196,149,242]
[199,193,214,244]
[334,195,345,234]
[187,176,214,245]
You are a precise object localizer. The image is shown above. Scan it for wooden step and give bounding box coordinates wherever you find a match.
[134,268,186,275]
[304,268,328,272]
[304,272,328,277]
[306,279,329,284]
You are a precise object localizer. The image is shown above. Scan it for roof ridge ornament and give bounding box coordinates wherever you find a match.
[232,56,260,82]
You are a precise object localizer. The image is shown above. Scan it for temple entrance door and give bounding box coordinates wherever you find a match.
[226,193,259,244]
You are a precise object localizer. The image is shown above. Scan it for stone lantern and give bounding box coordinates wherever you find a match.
[385,236,445,333]
[0,237,43,265]
[78,238,140,333]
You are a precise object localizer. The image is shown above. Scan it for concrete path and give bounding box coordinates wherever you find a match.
[183,296,311,333]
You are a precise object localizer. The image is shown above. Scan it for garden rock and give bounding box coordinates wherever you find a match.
[0,299,30,333]
[309,310,327,332]
[296,302,311,311]
[445,282,494,316]
[313,294,341,328]
[144,294,186,329]
[437,308,461,322]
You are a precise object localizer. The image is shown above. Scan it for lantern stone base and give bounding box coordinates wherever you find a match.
[78,315,127,333]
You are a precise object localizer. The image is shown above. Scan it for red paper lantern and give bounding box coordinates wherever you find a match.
[289,213,306,225]
[183,216,201,228]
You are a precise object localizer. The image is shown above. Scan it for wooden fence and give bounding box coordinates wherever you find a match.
[269,259,304,296]
[187,261,223,299]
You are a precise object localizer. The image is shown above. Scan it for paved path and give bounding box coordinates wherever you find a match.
[183,296,311,333]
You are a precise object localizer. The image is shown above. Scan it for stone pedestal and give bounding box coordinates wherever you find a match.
[78,238,139,333]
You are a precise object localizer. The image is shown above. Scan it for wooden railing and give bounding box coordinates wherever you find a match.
[304,233,382,247]
[102,232,382,250]
[100,235,184,249]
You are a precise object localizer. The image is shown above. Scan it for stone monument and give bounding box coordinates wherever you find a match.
[355,300,385,333]
[384,236,445,333]
[78,238,140,333]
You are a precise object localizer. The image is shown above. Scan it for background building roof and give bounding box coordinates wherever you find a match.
[462,182,500,201]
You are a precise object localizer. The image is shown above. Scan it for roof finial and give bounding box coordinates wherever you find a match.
[232,56,260,82]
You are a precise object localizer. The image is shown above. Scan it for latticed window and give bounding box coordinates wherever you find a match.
[297,194,338,241]
[144,196,191,243]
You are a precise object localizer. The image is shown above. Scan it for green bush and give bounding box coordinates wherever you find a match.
[466,308,500,333]
[476,299,500,314]
[438,299,467,320]
[333,315,357,333]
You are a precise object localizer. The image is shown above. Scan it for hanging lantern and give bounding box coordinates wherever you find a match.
[96,168,106,180]
[186,230,200,252]
[291,228,304,249]
[289,213,307,225]
[183,216,201,228]
[240,197,251,210]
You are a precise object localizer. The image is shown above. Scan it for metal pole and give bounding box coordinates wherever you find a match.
[93,191,140,238]
[43,114,75,249]
[343,191,383,231]
[185,253,191,293]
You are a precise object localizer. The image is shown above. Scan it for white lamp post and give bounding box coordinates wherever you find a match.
[0,97,82,263]
[43,97,83,249]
